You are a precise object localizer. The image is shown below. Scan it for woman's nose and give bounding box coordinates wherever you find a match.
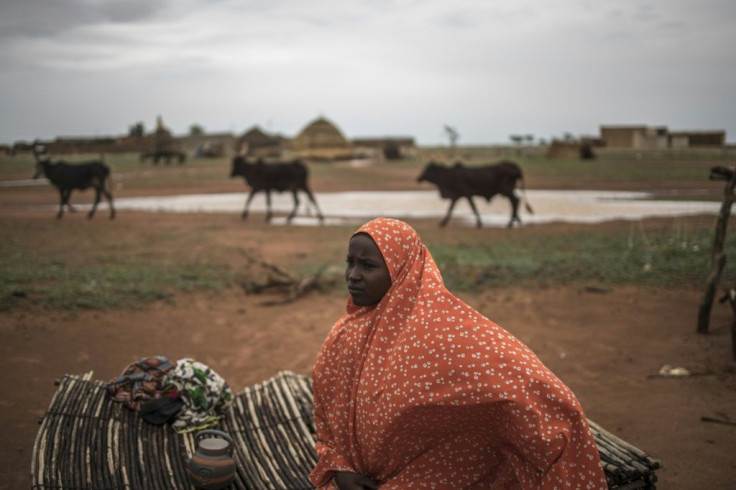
[348,267,361,281]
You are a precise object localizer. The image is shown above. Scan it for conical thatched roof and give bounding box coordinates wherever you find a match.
[291,117,350,150]
[237,126,286,157]
[239,126,283,147]
[154,115,170,136]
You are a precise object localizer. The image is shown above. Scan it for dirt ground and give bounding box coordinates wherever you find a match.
[2,181,736,489]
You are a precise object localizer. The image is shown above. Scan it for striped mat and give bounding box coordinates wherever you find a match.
[32,371,660,489]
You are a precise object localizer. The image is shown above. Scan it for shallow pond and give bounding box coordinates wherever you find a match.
[105,190,718,227]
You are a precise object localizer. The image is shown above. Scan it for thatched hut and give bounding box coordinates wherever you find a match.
[236,126,286,157]
[152,116,179,153]
[290,117,353,160]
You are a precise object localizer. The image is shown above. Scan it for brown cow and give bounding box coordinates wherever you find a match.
[417,160,533,228]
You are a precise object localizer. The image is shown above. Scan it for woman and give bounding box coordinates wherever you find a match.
[311,218,607,489]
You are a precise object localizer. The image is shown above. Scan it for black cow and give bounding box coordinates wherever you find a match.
[140,149,186,165]
[230,156,324,223]
[33,153,115,219]
[417,160,533,228]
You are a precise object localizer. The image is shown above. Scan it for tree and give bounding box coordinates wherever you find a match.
[444,125,459,150]
[128,121,145,137]
[509,135,524,146]
[189,124,205,136]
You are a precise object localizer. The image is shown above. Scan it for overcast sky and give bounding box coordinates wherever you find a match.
[1,0,735,145]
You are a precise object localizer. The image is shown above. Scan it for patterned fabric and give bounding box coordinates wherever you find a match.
[310,218,607,489]
[105,356,175,411]
[163,358,233,433]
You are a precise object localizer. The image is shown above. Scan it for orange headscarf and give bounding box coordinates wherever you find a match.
[311,218,607,489]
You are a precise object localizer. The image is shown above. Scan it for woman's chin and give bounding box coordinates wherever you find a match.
[350,295,375,307]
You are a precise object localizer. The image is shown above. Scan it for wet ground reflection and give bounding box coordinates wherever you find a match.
[102,190,718,227]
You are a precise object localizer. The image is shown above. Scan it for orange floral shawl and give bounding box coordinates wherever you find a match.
[310,218,607,489]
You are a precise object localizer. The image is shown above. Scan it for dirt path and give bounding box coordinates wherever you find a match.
[3,274,735,489]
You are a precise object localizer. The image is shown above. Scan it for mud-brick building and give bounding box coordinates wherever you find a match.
[352,137,416,160]
[668,131,726,148]
[600,125,726,149]
[600,126,669,149]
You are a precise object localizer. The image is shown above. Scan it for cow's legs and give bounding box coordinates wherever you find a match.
[303,187,324,222]
[440,198,459,227]
[465,196,482,228]
[88,188,101,218]
[242,190,258,220]
[56,190,69,219]
[287,190,300,223]
[506,192,521,228]
[265,190,273,222]
[101,182,116,219]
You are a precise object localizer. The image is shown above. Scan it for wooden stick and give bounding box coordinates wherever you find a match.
[701,416,736,427]
[698,166,736,334]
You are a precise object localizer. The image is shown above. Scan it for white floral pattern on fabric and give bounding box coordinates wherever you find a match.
[164,358,233,433]
[310,218,607,489]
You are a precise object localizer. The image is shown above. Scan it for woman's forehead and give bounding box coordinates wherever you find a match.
[348,233,381,255]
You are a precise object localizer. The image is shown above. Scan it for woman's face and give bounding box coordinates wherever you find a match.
[345,233,392,307]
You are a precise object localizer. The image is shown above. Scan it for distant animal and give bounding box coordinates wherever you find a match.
[417,160,533,228]
[140,150,186,165]
[230,156,324,223]
[32,152,115,219]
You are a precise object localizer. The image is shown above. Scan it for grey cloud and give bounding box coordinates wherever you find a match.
[632,3,659,23]
[0,0,165,40]
[438,13,475,29]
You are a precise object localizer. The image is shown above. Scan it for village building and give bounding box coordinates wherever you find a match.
[5,113,419,161]
[668,130,727,149]
[289,117,354,160]
[235,126,287,158]
[352,137,416,160]
[176,132,236,158]
[600,125,726,149]
[151,116,179,153]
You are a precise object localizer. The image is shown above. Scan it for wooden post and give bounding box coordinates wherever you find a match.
[718,288,736,360]
[697,166,736,334]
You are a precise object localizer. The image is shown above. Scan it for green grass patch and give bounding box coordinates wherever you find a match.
[429,221,735,292]
[0,252,229,311]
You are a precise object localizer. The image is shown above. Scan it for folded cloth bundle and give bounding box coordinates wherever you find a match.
[105,356,175,411]
[164,358,233,433]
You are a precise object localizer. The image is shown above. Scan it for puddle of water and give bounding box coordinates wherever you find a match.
[88,190,718,227]
[0,179,48,187]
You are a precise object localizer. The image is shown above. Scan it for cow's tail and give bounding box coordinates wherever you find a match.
[518,174,534,214]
